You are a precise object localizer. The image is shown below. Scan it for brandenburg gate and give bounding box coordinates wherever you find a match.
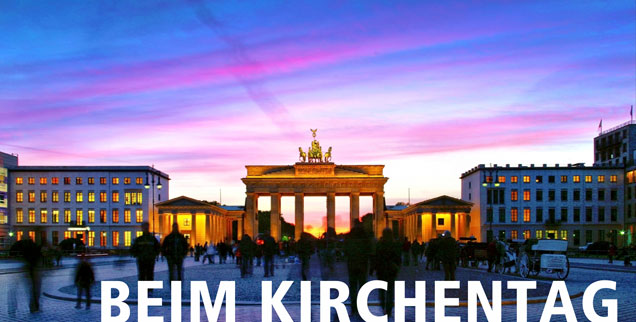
[242,130,389,241]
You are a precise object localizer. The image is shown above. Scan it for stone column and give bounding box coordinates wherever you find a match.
[374,192,385,238]
[451,212,457,238]
[431,212,437,239]
[327,192,336,231]
[191,213,197,246]
[245,193,256,238]
[271,193,281,241]
[172,213,178,229]
[204,214,210,243]
[237,218,244,240]
[295,193,304,241]
[464,213,471,237]
[349,192,360,229]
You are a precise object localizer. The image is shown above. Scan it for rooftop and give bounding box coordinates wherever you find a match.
[7,165,169,179]
[460,163,623,179]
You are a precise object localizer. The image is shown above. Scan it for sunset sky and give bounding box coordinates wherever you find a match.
[2,1,635,234]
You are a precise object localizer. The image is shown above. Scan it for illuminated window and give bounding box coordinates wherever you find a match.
[100,177,107,185]
[64,231,72,239]
[112,177,120,185]
[136,209,143,223]
[88,231,95,247]
[64,177,71,185]
[100,209,107,223]
[523,176,530,183]
[113,231,120,247]
[124,231,132,247]
[16,209,23,223]
[16,177,23,185]
[112,191,119,203]
[40,191,47,202]
[610,175,617,183]
[523,208,531,222]
[16,231,23,241]
[598,175,605,183]
[112,209,119,223]
[28,191,35,203]
[16,191,23,203]
[510,176,518,183]
[486,176,493,183]
[124,209,131,223]
[511,230,518,240]
[52,191,59,203]
[125,191,143,205]
[560,176,567,183]
[0,214,6,224]
[40,209,47,223]
[628,171,635,184]
[76,177,83,185]
[511,189,518,201]
[88,192,95,203]
[88,209,95,223]
[523,190,530,201]
[76,192,83,202]
[511,208,518,222]
[585,175,592,183]
[28,209,35,223]
[523,230,531,240]
[573,175,580,183]
[100,192,107,203]
[560,230,568,240]
[124,177,131,185]
[52,209,59,223]
[136,231,143,237]
[497,176,505,183]
[64,209,71,223]
[76,210,83,224]
[536,230,543,239]
[100,232,107,247]
[28,177,35,185]
[136,177,143,185]
[88,177,95,185]
[51,177,59,185]
[28,231,35,241]
[39,177,47,185]
[64,191,71,203]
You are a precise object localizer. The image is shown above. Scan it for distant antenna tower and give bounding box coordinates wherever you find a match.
[219,188,222,204]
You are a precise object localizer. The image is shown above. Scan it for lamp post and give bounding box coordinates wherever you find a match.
[482,169,500,242]
[145,171,162,236]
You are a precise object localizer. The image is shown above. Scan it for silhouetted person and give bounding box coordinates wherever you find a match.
[162,223,189,282]
[239,234,255,278]
[10,238,42,313]
[74,254,94,309]
[609,244,617,264]
[263,233,277,277]
[131,222,160,282]
[402,237,411,266]
[375,228,401,317]
[411,240,421,265]
[344,222,371,317]
[297,232,314,280]
[487,239,497,272]
[439,230,458,281]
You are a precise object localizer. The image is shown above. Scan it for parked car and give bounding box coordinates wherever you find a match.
[584,241,611,255]
[578,242,594,252]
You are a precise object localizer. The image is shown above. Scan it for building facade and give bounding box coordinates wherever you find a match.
[7,165,169,249]
[460,164,625,247]
[0,152,18,249]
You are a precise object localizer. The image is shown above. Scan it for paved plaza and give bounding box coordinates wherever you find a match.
[0,255,634,321]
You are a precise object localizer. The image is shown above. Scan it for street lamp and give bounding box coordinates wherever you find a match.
[145,171,163,236]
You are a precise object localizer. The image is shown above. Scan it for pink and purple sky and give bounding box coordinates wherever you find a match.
[1,1,635,234]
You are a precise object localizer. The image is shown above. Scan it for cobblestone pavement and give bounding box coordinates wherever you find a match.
[0,256,633,321]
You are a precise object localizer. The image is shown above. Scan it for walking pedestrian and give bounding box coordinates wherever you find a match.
[130,222,160,283]
[239,234,255,278]
[401,237,411,266]
[375,228,401,317]
[263,233,277,277]
[344,222,371,317]
[161,223,189,282]
[439,231,458,281]
[297,232,314,280]
[74,254,95,309]
[609,244,617,264]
